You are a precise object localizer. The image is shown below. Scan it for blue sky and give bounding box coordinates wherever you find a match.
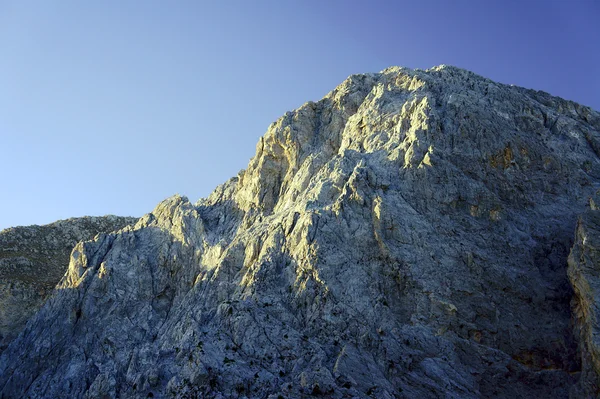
[1,1,599,230]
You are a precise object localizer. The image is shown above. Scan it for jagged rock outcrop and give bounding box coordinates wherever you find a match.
[0,216,137,352]
[569,194,600,397]
[1,65,600,398]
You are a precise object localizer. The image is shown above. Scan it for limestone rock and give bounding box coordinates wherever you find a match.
[568,194,600,397]
[1,65,600,398]
[0,216,137,352]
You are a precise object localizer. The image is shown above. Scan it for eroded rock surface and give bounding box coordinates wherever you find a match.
[0,216,137,351]
[569,195,600,398]
[2,65,600,398]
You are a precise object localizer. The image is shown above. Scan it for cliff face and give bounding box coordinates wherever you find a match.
[0,216,137,352]
[568,195,600,398]
[1,65,600,398]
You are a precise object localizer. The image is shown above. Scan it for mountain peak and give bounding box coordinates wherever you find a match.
[1,67,600,397]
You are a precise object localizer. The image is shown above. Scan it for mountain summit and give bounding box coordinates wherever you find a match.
[1,66,600,398]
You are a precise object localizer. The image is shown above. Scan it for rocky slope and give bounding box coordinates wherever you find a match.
[0,216,137,352]
[1,65,600,398]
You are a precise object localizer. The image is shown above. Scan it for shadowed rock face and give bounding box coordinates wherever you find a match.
[0,216,137,352]
[1,65,600,398]
[568,195,600,398]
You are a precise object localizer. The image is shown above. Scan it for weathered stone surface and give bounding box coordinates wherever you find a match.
[1,65,600,398]
[568,194,600,398]
[0,216,137,352]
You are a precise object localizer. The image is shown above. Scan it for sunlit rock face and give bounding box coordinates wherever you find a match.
[1,65,600,398]
[0,216,137,353]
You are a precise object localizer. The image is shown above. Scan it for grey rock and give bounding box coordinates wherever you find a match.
[2,65,600,398]
[0,216,137,352]
[568,194,600,397]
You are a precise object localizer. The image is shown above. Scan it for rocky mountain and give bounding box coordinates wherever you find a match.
[0,216,137,352]
[1,65,600,398]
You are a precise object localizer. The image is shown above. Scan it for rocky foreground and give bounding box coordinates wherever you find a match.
[1,65,600,398]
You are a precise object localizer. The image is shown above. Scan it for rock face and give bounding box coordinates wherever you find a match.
[0,216,137,352]
[568,195,600,397]
[1,65,600,398]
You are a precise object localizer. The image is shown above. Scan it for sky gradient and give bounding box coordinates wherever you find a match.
[1,0,599,230]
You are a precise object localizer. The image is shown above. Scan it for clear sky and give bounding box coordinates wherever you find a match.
[1,0,599,230]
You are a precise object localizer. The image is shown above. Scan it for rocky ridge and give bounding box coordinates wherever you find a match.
[1,65,600,398]
[0,216,137,352]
